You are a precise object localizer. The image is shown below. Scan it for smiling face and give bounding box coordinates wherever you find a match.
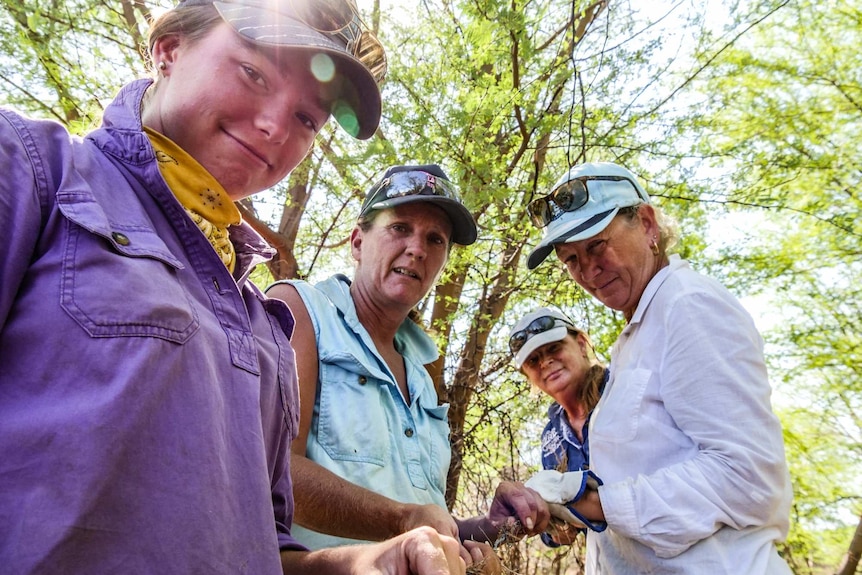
[144,22,331,200]
[350,203,452,313]
[521,333,592,403]
[554,207,659,320]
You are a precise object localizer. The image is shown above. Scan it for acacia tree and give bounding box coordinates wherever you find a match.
[378,0,624,510]
[0,0,152,125]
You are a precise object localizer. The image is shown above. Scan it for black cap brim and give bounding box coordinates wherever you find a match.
[369,195,477,245]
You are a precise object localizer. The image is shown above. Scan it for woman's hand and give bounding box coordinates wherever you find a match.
[486,481,551,538]
[281,526,466,575]
[462,540,501,575]
[372,527,466,575]
[399,502,460,540]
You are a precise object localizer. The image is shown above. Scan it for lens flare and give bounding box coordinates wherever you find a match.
[310,53,336,82]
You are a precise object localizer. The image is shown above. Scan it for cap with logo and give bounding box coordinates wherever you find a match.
[359,164,478,245]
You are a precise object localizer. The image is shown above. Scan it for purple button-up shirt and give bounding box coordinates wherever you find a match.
[0,79,303,573]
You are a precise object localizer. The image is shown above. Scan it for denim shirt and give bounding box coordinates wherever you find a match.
[0,80,303,573]
[538,368,608,547]
[282,275,451,549]
[542,403,590,466]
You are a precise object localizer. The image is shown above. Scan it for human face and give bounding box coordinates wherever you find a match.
[145,23,331,200]
[554,208,659,320]
[351,203,452,312]
[521,334,591,403]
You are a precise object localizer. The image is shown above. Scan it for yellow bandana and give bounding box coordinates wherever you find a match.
[145,127,242,272]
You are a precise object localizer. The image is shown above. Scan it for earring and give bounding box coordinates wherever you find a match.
[158,61,167,71]
[650,236,660,255]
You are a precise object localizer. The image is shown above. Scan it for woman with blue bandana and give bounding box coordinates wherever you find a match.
[508,307,608,547]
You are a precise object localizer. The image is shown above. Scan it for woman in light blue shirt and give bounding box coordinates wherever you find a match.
[268,164,550,572]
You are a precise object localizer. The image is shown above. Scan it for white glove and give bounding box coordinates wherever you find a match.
[547,502,588,529]
[524,469,601,504]
[526,469,607,532]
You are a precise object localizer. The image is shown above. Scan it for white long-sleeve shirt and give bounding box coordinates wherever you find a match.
[587,256,792,574]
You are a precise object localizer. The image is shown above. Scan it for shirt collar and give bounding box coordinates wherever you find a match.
[230,221,276,284]
[628,254,687,326]
[317,275,440,366]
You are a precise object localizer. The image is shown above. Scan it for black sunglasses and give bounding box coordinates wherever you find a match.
[509,315,574,355]
[359,170,462,217]
[527,175,645,229]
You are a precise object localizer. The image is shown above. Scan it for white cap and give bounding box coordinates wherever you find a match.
[509,307,575,368]
[527,162,649,269]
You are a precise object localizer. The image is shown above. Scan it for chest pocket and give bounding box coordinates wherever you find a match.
[316,357,391,465]
[591,367,651,443]
[59,209,199,343]
[424,403,451,493]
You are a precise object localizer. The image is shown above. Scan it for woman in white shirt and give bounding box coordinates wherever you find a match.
[525,161,793,574]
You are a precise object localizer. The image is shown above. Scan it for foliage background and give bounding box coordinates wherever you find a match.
[2,0,859,573]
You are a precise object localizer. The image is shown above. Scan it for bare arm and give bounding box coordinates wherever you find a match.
[267,283,459,542]
[568,489,605,523]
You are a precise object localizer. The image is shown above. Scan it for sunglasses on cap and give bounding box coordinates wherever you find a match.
[185,0,388,83]
[360,170,462,217]
[527,175,645,229]
[509,315,575,355]
[283,0,387,82]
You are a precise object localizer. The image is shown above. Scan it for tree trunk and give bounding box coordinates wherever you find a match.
[836,512,862,575]
[426,267,468,403]
[444,242,521,509]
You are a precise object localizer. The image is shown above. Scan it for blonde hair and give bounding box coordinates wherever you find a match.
[618,204,680,255]
[566,328,605,412]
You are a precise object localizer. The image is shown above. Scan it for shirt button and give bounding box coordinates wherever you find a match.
[111,232,130,246]
[404,428,414,438]
[358,376,367,385]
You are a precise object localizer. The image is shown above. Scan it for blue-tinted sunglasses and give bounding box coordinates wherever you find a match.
[359,170,461,217]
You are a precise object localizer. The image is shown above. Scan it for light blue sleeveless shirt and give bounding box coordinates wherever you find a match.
[282,274,451,549]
